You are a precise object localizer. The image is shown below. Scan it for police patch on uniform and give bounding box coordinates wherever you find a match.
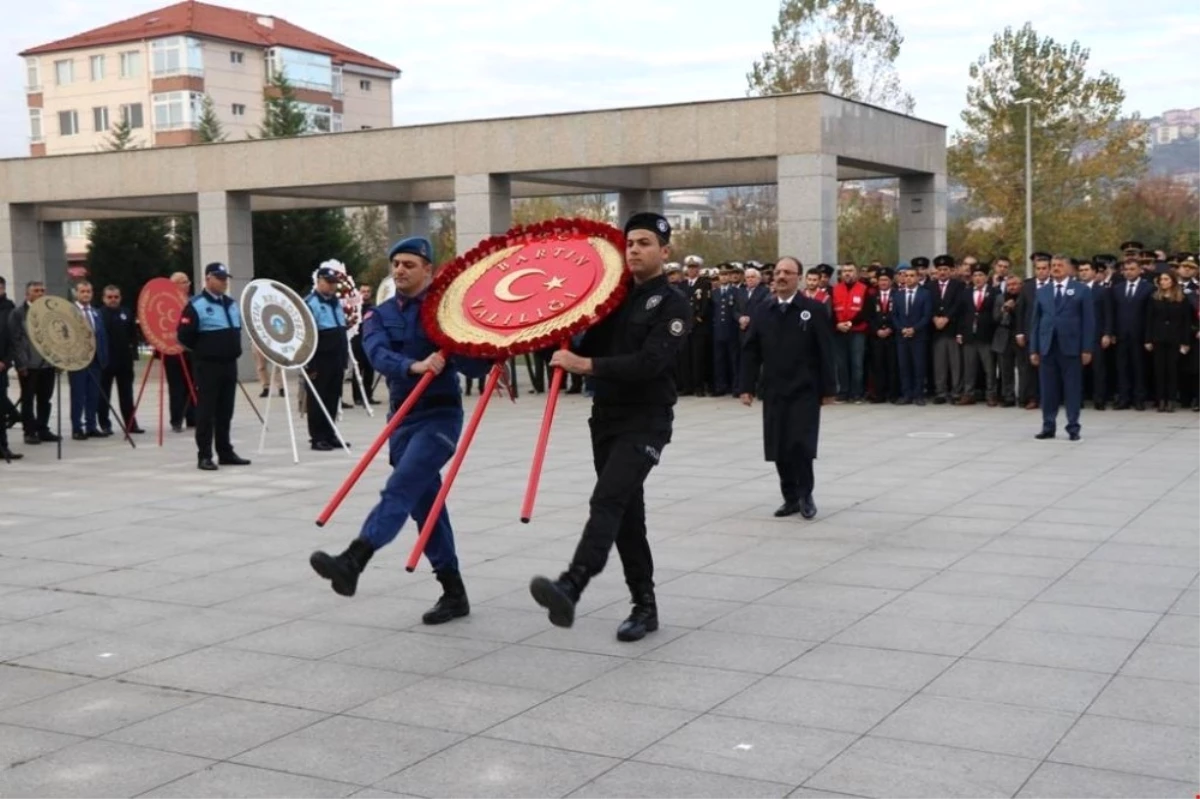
[800,310,812,321]
[645,295,662,310]
[656,219,669,234]
[668,318,685,336]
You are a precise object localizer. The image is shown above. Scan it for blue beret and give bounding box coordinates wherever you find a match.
[388,236,434,264]
[896,262,913,272]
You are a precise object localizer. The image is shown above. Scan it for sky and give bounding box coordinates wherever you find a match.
[1,0,1198,159]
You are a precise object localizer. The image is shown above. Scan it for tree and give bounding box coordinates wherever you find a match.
[251,71,365,288]
[838,188,897,265]
[196,94,226,143]
[948,23,1147,260]
[748,0,914,113]
[85,118,173,300]
[1108,176,1199,254]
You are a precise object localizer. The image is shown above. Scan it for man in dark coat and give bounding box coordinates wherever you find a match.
[866,267,900,403]
[740,256,836,520]
[1016,254,1052,409]
[678,255,712,396]
[1078,260,1114,409]
[97,284,143,435]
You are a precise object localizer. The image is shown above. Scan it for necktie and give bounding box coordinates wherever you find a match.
[881,291,889,312]
[906,290,912,315]
[1127,283,1134,299]
[975,290,983,311]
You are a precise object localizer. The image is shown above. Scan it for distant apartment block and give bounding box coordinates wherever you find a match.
[20,1,399,264]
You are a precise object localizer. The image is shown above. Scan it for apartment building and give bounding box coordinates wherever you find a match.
[20,0,400,261]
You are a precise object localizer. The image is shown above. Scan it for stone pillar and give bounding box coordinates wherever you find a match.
[898,173,947,263]
[196,192,255,379]
[0,204,43,297]
[454,174,511,256]
[385,202,432,247]
[189,214,201,281]
[616,189,664,224]
[40,222,68,299]
[777,154,838,270]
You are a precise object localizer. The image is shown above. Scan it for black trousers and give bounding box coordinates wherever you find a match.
[1152,346,1180,404]
[306,351,343,443]
[98,363,136,432]
[776,449,815,504]
[164,354,195,427]
[350,335,375,403]
[19,367,55,436]
[0,373,10,449]
[1115,337,1147,404]
[869,335,899,401]
[1083,345,1109,405]
[193,359,237,459]
[1018,346,1039,404]
[570,415,670,592]
[682,324,711,394]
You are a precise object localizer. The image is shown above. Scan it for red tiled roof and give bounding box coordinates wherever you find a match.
[20,0,399,73]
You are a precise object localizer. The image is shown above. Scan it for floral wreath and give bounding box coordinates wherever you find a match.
[419,217,629,359]
[312,259,363,337]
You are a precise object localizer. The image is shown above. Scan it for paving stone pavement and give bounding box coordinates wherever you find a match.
[0,382,1197,798]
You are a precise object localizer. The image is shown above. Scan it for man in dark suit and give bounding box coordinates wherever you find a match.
[929,254,965,403]
[740,256,836,519]
[711,264,741,396]
[1016,253,1052,409]
[679,256,711,396]
[1112,256,1153,410]
[68,281,110,440]
[992,275,1024,406]
[892,263,932,405]
[1078,260,1114,410]
[866,267,900,403]
[97,285,143,436]
[956,263,998,405]
[1030,255,1095,441]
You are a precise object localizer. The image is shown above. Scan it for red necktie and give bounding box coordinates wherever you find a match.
[975,290,983,311]
[881,292,889,313]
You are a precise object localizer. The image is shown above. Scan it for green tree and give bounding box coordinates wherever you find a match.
[1108,175,1200,254]
[748,0,914,113]
[196,94,226,143]
[838,188,898,265]
[250,70,364,288]
[948,23,1147,260]
[85,118,172,300]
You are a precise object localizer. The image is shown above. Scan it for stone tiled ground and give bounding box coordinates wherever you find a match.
[0,381,1197,798]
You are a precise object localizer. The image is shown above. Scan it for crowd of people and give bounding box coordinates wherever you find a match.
[663,244,1200,414]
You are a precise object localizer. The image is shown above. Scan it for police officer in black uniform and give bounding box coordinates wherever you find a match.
[177,262,251,471]
[305,267,349,451]
[679,255,712,395]
[529,212,691,642]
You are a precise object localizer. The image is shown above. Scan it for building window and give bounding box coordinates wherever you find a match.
[152,91,204,129]
[54,59,73,86]
[296,102,333,134]
[58,110,79,136]
[64,221,89,238]
[29,109,42,142]
[90,54,105,81]
[120,103,144,129]
[120,51,141,78]
[359,79,371,91]
[265,46,332,91]
[230,50,244,64]
[26,57,40,91]
[360,125,372,130]
[232,103,246,116]
[332,113,343,132]
[151,36,204,77]
[332,65,343,97]
[93,106,109,132]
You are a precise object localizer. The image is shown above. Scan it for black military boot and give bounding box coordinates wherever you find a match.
[309,538,374,597]
[530,566,588,628]
[422,569,470,625]
[616,586,658,642]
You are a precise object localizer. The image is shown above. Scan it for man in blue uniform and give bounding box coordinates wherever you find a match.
[305,267,349,451]
[529,212,692,643]
[309,236,490,626]
[176,262,251,471]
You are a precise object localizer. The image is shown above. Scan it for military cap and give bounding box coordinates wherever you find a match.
[388,236,434,263]
[315,266,340,282]
[205,262,232,278]
[816,263,835,277]
[877,266,896,279]
[683,254,704,267]
[933,254,955,268]
[1173,252,1196,265]
[1092,254,1118,268]
[911,256,930,269]
[1138,250,1156,262]
[970,263,988,275]
[664,262,682,273]
[1030,251,1052,262]
[1119,240,1144,252]
[624,212,671,243]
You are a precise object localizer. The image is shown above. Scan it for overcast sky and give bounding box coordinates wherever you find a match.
[2,0,1197,159]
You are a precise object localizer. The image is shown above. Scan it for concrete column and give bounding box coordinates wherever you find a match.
[898,173,947,263]
[385,202,431,245]
[616,189,664,224]
[777,153,838,270]
[196,192,253,285]
[40,222,68,298]
[189,214,201,280]
[0,204,43,297]
[453,174,511,256]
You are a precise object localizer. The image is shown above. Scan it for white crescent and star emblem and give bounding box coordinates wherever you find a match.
[646,295,662,310]
[800,310,812,321]
[493,269,546,302]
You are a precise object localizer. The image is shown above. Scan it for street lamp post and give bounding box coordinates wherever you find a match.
[1015,98,1036,272]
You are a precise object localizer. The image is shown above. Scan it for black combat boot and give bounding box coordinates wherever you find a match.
[309,538,375,597]
[616,586,658,642]
[422,569,470,625]
[530,566,588,628]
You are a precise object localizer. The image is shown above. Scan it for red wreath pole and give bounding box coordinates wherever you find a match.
[520,340,569,523]
[315,352,443,527]
[130,355,155,437]
[405,361,504,572]
[178,354,199,406]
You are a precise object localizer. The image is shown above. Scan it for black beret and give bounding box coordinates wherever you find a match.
[624,212,670,243]
[933,254,955,268]
[877,267,895,279]
[911,257,930,268]
[970,263,988,275]
[1030,251,1052,262]
[816,263,834,276]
